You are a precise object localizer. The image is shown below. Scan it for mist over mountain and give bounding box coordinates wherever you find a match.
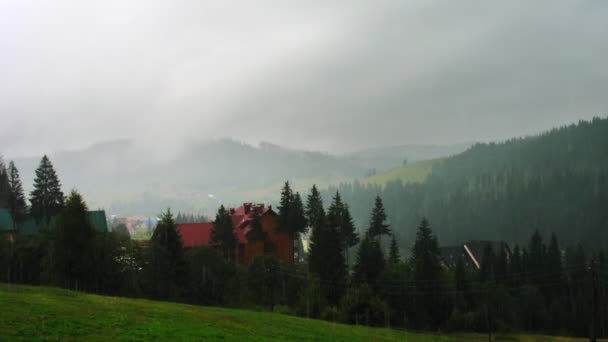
[7,138,465,215]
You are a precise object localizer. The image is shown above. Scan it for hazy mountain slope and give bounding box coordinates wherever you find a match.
[344,143,470,171]
[325,117,608,249]
[362,158,440,186]
[10,139,364,215]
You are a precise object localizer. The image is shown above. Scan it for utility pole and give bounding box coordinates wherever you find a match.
[590,258,598,342]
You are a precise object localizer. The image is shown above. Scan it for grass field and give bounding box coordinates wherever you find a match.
[0,284,596,341]
[363,158,440,186]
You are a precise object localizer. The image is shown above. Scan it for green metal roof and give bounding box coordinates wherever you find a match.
[0,208,15,232]
[14,210,109,235]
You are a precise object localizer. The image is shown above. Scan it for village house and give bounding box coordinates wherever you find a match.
[439,240,511,269]
[175,203,293,265]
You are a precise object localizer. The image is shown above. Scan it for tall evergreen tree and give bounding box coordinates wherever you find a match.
[7,161,27,226]
[353,231,385,286]
[327,192,359,264]
[305,185,325,231]
[210,205,237,261]
[29,155,64,224]
[410,218,443,329]
[277,182,308,263]
[306,185,346,305]
[246,206,266,245]
[388,234,400,265]
[49,190,95,290]
[368,196,390,240]
[150,209,187,299]
[0,158,9,208]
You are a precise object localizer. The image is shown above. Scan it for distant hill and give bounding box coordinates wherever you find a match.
[325,117,608,249]
[344,143,470,171]
[10,139,364,215]
[362,158,440,186]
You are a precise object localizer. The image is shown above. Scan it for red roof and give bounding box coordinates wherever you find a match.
[176,203,276,248]
[177,222,213,248]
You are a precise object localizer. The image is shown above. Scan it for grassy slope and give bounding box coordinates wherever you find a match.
[363,158,440,186]
[0,284,594,342]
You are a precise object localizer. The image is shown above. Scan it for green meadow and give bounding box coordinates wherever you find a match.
[0,284,596,342]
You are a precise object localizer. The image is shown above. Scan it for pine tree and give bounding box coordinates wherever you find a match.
[305,185,325,230]
[353,231,385,286]
[210,205,237,261]
[50,190,95,290]
[150,209,187,299]
[7,161,27,226]
[0,158,9,208]
[306,185,346,305]
[29,155,64,224]
[411,218,442,328]
[277,182,308,263]
[277,181,294,233]
[479,243,496,284]
[368,196,390,240]
[246,206,266,245]
[388,234,400,265]
[327,192,359,265]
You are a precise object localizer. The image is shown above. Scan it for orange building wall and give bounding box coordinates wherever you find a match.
[242,213,293,264]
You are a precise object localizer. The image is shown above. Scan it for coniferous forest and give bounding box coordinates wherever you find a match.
[325,117,608,250]
[1,118,607,338]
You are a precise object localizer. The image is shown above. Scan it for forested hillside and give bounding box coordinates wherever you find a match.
[325,117,608,249]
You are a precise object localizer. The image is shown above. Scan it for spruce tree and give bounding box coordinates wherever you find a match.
[246,206,266,245]
[305,185,325,230]
[150,209,187,299]
[368,196,390,240]
[29,155,64,224]
[411,218,442,328]
[327,192,359,264]
[306,185,346,305]
[353,231,385,286]
[277,182,308,262]
[388,234,400,265]
[277,181,294,233]
[7,161,27,226]
[50,190,95,290]
[210,205,237,261]
[0,158,9,208]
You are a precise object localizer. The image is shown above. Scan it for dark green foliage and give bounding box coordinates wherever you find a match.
[323,117,608,250]
[410,218,444,329]
[149,209,187,299]
[186,246,236,305]
[339,284,388,326]
[29,155,64,225]
[210,205,237,260]
[48,191,95,290]
[353,232,385,286]
[277,182,308,263]
[246,206,265,244]
[7,161,28,226]
[479,243,495,284]
[248,255,281,310]
[327,192,359,264]
[388,234,400,265]
[306,185,347,306]
[0,158,10,208]
[305,185,325,231]
[367,196,390,240]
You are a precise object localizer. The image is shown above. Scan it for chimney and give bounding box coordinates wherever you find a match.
[244,203,252,214]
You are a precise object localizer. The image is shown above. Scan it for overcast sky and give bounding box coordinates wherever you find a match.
[1,0,606,157]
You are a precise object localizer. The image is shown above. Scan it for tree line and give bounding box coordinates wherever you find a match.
[324,117,608,256]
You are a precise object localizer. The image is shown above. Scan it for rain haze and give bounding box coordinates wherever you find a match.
[1,0,606,157]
